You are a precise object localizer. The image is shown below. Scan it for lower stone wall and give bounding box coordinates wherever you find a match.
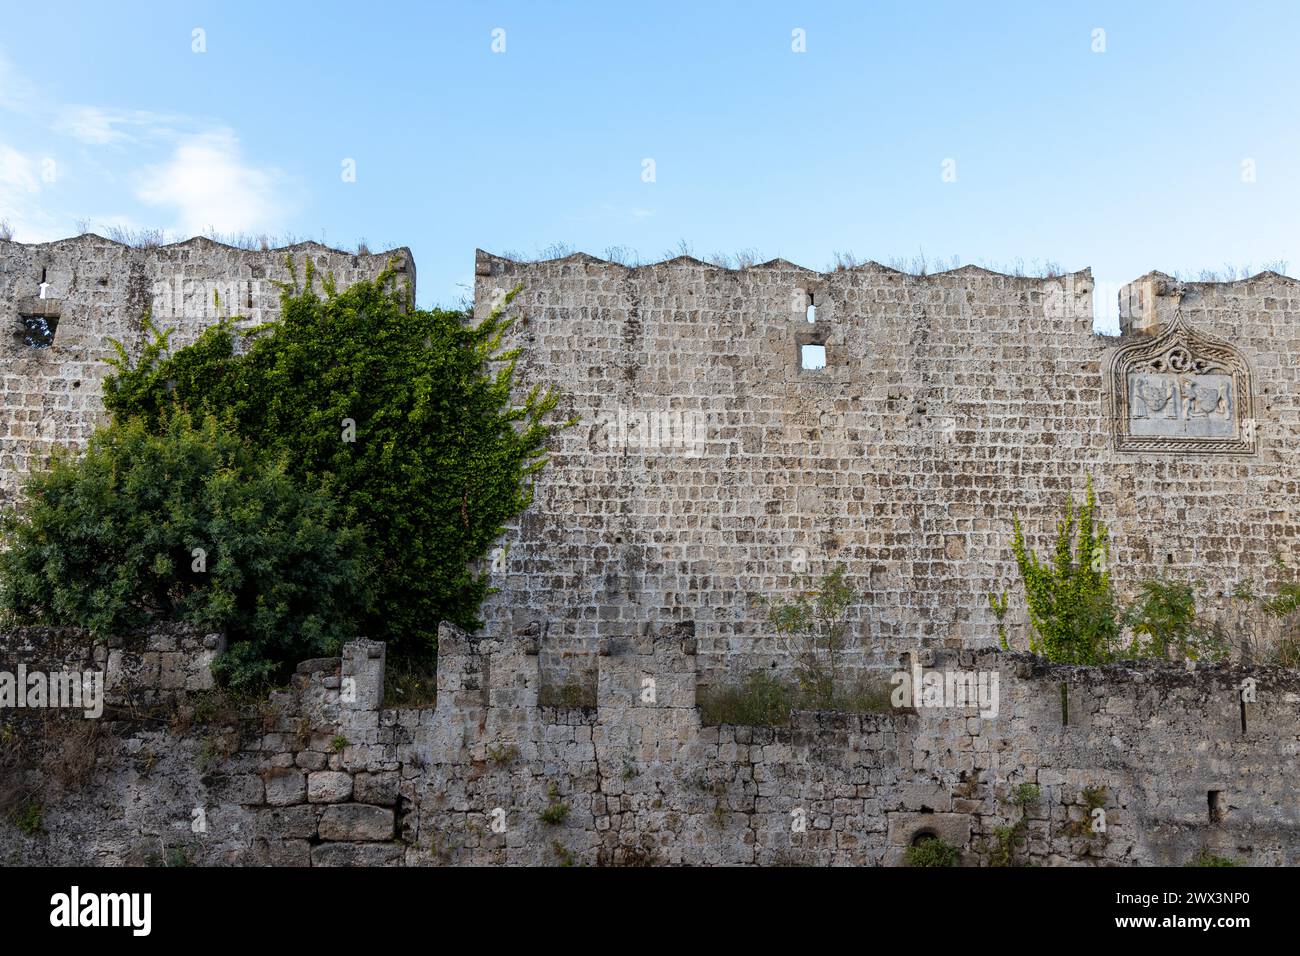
[2,623,1297,866]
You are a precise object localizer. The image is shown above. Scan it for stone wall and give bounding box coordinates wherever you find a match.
[471,252,1300,680]
[0,235,413,506]
[3,625,1296,867]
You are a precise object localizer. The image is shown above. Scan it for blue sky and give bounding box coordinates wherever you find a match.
[2,1,1299,331]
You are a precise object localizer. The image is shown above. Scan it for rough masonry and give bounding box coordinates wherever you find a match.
[2,624,1294,866]
[472,251,1300,684]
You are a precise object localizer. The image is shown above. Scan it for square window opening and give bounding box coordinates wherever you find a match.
[21,315,58,349]
[800,343,826,370]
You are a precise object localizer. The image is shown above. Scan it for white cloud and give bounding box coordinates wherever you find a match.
[597,202,655,221]
[0,142,38,194]
[0,54,295,241]
[53,106,185,145]
[0,140,62,242]
[135,128,288,235]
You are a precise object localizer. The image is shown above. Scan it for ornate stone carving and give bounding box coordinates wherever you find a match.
[1109,312,1255,454]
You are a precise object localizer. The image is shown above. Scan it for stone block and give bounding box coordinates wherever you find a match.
[307,771,354,804]
[319,804,395,842]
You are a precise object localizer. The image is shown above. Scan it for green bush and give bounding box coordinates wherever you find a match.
[0,414,370,690]
[100,263,567,667]
[905,835,960,867]
[1191,849,1240,867]
[1122,578,1226,662]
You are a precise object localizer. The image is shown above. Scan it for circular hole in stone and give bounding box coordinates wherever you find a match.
[910,829,939,847]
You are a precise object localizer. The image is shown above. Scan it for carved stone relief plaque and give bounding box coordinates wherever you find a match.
[1109,312,1255,454]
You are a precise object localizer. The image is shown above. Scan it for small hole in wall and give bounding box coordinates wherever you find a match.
[72,380,80,389]
[910,828,938,846]
[1165,553,1174,565]
[800,344,827,370]
[806,292,816,324]
[1208,790,1224,824]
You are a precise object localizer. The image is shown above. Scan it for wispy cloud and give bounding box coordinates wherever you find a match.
[0,140,62,241]
[135,128,288,235]
[601,202,655,220]
[52,106,187,146]
[0,52,295,240]
[0,142,38,194]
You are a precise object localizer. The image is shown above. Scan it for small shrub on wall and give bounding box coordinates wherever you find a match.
[905,835,960,867]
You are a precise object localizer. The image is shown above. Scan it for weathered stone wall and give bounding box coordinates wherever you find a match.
[3,626,1295,867]
[472,252,1300,680]
[0,623,224,709]
[0,235,413,506]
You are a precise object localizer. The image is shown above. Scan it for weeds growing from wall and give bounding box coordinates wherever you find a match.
[696,670,893,726]
[1191,849,1240,867]
[905,835,960,867]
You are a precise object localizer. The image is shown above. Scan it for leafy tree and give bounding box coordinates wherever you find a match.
[1009,477,1118,664]
[754,564,855,707]
[100,261,567,666]
[0,414,370,690]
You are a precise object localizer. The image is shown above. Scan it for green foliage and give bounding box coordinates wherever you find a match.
[1010,477,1119,664]
[0,414,370,690]
[1013,783,1041,808]
[905,835,960,867]
[1191,849,1240,867]
[988,825,1025,868]
[99,264,568,667]
[698,671,795,726]
[989,590,1010,650]
[1066,785,1110,838]
[9,800,42,835]
[1121,579,1227,662]
[1259,577,1300,666]
[988,783,1039,866]
[539,785,570,825]
[165,845,195,867]
[753,564,856,707]
[697,669,892,726]
[1081,785,1107,811]
[1274,630,1300,668]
